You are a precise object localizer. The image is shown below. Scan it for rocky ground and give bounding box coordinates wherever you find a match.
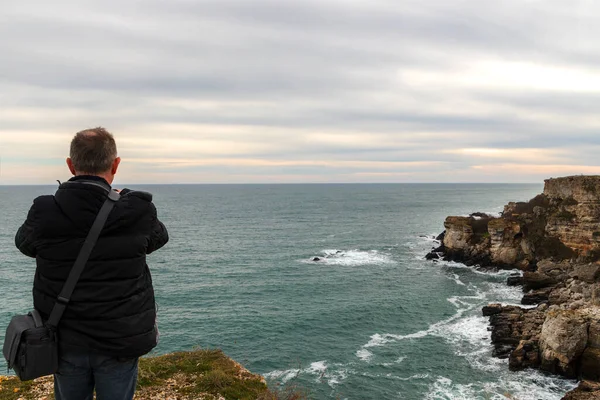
[0,349,304,400]
[426,176,600,400]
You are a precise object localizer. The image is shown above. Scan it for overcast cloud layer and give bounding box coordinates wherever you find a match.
[1,0,599,184]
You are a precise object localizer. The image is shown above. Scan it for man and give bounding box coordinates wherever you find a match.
[15,128,169,400]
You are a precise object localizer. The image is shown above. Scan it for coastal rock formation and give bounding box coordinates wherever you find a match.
[483,303,545,370]
[562,381,600,400]
[428,176,600,400]
[539,310,589,378]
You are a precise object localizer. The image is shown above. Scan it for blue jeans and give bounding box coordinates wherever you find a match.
[54,350,139,400]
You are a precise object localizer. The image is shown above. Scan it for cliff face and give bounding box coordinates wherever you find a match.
[543,176,600,253]
[428,176,600,400]
[438,176,600,268]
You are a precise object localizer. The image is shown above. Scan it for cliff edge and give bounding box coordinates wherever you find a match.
[0,349,300,400]
[427,176,600,400]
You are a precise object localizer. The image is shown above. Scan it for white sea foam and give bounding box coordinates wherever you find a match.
[425,371,577,400]
[397,373,429,381]
[442,315,490,347]
[381,356,406,367]
[440,261,520,278]
[307,249,395,266]
[265,360,351,388]
[363,333,389,348]
[485,281,524,303]
[307,360,327,377]
[361,371,430,381]
[361,291,488,372]
[325,368,349,386]
[356,349,373,362]
[363,329,430,348]
[448,273,466,286]
[438,315,506,372]
[363,300,474,349]
[471,267,521,277]
[417,234,441,243]
[263,368,301,384]
[425,377,493,400]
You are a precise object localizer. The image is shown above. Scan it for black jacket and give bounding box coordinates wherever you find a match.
[15,176,169,358]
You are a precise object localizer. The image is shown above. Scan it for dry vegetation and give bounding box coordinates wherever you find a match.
[0,349,306,400]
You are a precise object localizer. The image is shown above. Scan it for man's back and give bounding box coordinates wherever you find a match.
[13,128,169,400]
[16,175,168,357]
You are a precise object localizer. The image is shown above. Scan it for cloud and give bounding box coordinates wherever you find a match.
[1,0,599,183]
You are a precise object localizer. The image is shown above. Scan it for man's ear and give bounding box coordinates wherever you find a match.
[111,157,121,175]
[66,158,77,176]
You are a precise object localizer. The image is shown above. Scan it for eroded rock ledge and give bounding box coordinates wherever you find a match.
[427,176,600,400]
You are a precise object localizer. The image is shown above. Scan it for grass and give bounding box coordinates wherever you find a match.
[0,376,37,400]
[0,349,307,400]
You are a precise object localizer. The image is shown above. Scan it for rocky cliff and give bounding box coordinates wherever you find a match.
[427,176,600,400]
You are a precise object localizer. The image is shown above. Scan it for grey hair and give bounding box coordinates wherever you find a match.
[69,127,118,174]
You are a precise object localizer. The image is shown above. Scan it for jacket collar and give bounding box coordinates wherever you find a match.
[61,175,112,193]
[70,175,110,186]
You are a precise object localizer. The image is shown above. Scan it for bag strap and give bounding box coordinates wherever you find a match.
[46,190,121,329]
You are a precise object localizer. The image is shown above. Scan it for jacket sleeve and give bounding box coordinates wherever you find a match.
[15,202,38,258]
[147,203,169,255]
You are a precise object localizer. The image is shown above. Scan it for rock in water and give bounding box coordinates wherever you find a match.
[506,273,523,286]
[562,380,600,400]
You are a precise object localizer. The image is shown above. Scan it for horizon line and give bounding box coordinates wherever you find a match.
[0,181,544,186]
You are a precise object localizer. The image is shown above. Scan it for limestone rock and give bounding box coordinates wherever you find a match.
[509,340,540,371]
[523,271,558,291]
[539,310,589,378]
[433,176,600,271]
[442,216,492,266]
[562,380,600,400]
[570,263,600,283]
[581,347,600,381]
[588,320,600,348]
[522,287,552,305]
[485,304,546,368]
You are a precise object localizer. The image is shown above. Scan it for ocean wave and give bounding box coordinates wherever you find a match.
[447,273,466,286]
[470,267,521,277]
[264,368,301,384]
[306,249,395,266]
[356,349,373,362]
[360,371,430,381]
[363,294,480,349]
[484,281,524,304]
[424,371,577,400]
[265,360,351,388]
[440,315,506,373]
[360,291,489,374]
[440,261,520,277]
[380,356,406,367]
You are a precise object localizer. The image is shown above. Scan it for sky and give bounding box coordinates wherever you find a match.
[1,0,600,184]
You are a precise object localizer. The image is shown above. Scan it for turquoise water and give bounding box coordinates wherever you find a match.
[0,184,577,399]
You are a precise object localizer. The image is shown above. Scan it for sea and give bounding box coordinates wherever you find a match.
[0,183,578,399]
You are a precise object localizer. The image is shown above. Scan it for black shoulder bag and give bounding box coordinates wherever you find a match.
[3,190,121,381]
